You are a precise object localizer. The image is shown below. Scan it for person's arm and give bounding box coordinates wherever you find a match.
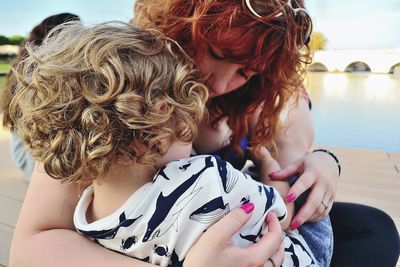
[9,163,154,267]
[269,95,339,228]
[10,163,284,267]
[246,146,294,230]
[185,210,284,267]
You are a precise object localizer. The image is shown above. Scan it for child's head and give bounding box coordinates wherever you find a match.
[10,22,208,183]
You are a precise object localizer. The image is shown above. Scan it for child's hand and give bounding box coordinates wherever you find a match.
[246,146,280,184]
[247,147,295,229]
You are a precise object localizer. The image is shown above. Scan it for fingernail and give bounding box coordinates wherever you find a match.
[268,171,279,178]
[240,202,255,214]
[286,193,296,203]
[290,220,300,231]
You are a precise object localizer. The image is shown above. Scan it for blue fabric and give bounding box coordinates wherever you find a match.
[288,175,334,266]
[10,131,35,180]
[298,216,334,267]
[211,137,248,170]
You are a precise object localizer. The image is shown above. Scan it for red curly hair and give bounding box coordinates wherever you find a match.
[134,0,312,156]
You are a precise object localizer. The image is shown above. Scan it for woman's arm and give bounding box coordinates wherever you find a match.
[9,163,154,267]
[274,96,314,166]
[268,96,339,228]
[10,163,283,267]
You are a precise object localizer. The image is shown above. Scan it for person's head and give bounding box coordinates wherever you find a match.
[134,0,312,155]
[9,22,208,183]
[28,12,81,46]
[1,12,81,128]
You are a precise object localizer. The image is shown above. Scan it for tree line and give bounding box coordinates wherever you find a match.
[0,35,25,45]
[1,32,326,49]
[310,32,327,51]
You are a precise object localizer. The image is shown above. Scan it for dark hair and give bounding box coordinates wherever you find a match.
[28,13,80,46]
[1,13,81,128]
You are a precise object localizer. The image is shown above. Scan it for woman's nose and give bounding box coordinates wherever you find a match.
[210,63,243,95]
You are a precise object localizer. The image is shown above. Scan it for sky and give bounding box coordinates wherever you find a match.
[306,0,400,49]
[1,0,399,50]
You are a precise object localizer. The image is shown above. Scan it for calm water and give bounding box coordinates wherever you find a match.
[306,72,400,152]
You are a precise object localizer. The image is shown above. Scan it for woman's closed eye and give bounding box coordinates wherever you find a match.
[239,68,257,80]
[208,45,226,60]
[238,69,250,80]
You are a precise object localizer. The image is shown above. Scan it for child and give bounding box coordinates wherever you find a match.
[10,22,316,266]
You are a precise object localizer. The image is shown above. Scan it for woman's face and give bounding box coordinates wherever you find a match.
[194,42,257,97]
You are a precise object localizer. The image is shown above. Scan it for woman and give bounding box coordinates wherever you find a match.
[134,1,399,266]
[9,0,399,266]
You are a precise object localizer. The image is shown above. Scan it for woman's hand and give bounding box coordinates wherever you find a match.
[184,206,284,267]
[269,151,339,229]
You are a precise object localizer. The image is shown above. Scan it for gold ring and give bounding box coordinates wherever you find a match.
[321,200,328,210]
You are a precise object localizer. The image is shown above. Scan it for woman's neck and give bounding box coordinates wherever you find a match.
[86,161,156,223]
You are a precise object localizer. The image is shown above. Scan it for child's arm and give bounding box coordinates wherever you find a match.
[248,147,294,230]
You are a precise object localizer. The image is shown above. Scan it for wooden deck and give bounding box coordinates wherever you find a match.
[0,130,399,266]
[0,133,28,267]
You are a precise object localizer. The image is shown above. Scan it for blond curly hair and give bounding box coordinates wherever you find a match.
[9,22,208,183]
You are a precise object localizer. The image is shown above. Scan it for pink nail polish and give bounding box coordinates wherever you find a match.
[290,220,300,231]
[268,171,279,178]
[286,193,296,203]
[240,203,255,214]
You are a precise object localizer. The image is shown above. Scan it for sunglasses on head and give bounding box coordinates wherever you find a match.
[243,0,313,47]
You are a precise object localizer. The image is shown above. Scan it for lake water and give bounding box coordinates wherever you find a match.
[1,73,399,152]
[306,72,400,152]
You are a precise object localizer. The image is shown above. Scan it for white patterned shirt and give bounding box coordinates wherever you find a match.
[74,155,316,266]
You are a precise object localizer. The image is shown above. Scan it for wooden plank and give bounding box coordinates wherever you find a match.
[387,151,400,161]
[0,223,13,267]
[0,178,28,202]
[0,196,22,228]
[333,147,400,267]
